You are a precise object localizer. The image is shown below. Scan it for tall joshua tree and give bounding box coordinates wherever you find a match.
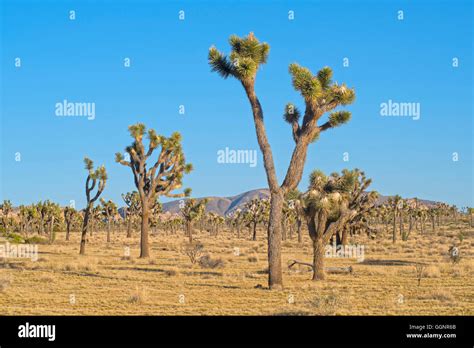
[209,33,355,288]
[116,123,192,258]
[180,198,208,243]
[79,158,107,255]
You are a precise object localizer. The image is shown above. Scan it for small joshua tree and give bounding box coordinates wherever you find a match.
[209,33,355,289]
[0,200,12,231]
[286,190,304,243]
[116,123,192,258]
[100,199,118,243]
[42,201,61,243]
[301,169,375,280]
[79,157,107,255]
[243,199,268,241]
[180,198,208,243]
[122,191,141,238]
[64,206,77,241]
[387,195,403,243]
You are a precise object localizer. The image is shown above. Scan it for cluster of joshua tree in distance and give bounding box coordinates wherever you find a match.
[1,33,471,289]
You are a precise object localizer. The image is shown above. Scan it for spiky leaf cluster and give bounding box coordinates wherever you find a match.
[208,32,269,82]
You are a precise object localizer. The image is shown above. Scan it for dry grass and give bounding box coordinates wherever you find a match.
[0,221,472,315]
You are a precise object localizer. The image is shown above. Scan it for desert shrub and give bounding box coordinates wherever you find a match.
[198,255,225,269]
[62,264,77,272]
[128,287,148,304]
[182,241,204,264]
[248,256,258,263]
[24,236,49,244]
[6,233,24,244]
[428,289,454,302]
[310,292,344,315]
[424,265,441,278]
[164,269,177,276]
[0,278,11,292]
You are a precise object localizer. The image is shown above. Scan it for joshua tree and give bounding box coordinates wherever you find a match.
[79,157,107,255]
[387,195,403,243]
[64,206,77,241]
[242,199,268,241]
[180,198,208,243]
[286,190,304,243]
[300,169,374,280]
[42,201,61,243]
[149,198,163,235]
[22,204,38,235]
[116,123,192,258]
[0,200,13,231]
[35,201,48,235]
[209,33,355,288]
[100,199,118,243]
[282,199,297,241]
[122,191,141,238]
[468,207,474,227]
[337,170,379,245]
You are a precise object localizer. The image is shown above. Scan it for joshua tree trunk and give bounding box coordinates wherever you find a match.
[281,220,287,241]
[392,211,397,243]
[186,220,193,243]
[399,211,404,237]
[252,221,257,241]
[140,200,150,258]
[126,219,132,238]
[312,238,326,280]
[267,192,284,288]
[49,217,55,243]
[297,219,302,243]
[80,205,91,255]
[107,220,111,243]
[341,229,348,246]
[242,81,284,289]
[66,221,71,241]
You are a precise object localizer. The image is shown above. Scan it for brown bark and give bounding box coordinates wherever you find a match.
[79,205,91,255]
[312,238,326,280]
[107,220,111,243]
[392,210,397,243]
[267,192,284,289]
[186,220,193,243]
[297,219,302,243]
[140,200,150,258]
[126,218,132,238]
[66,221,71,241]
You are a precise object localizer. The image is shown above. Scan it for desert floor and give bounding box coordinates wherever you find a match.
[0,222,473,315]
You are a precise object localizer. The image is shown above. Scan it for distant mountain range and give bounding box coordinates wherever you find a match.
[161,188,440,216]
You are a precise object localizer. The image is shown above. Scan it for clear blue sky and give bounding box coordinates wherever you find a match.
[1,0,472,209]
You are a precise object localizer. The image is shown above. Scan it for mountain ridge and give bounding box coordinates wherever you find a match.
[161,188,440,216]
